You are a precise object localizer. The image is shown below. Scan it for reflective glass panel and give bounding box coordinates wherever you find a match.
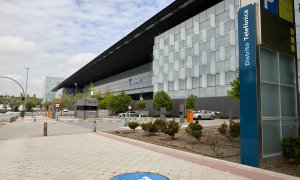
[261,84,280,117]
[281,86,296,117]
[260,48,278,83]
[279,54,295,85]
[282,120,298,139]
[262,120,281,156]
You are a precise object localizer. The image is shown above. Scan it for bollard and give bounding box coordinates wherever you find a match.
[43,123,47,136]
[93,121,97,132]
[124,116,128,126]
[34,117,36,123]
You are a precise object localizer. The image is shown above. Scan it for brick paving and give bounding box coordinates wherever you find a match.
[0,116,298,180]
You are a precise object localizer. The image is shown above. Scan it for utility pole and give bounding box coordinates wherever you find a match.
[24,67,29,111]
[74,83,77,117]
[0,76,26,117]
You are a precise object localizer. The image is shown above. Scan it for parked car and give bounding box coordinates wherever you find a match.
[63,108,68,112]
[193,110,215,120]
[118,111,139,117]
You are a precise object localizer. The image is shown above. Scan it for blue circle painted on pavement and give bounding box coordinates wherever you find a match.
[112,173,168,180]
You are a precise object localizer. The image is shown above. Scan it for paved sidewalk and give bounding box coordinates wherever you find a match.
[0,116,91,140]
[0,116,297,180]
[0,131,297,180]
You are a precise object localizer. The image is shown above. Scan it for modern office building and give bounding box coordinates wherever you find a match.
[53,0,299,117]
[43,76,65,102]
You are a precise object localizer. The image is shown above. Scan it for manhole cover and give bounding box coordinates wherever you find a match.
[111,172,169,180]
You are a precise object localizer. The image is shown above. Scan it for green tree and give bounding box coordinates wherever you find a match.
[135,100,146,114]
[14,99,22,111]
[185,94,197,109]
[135,100,146,119]
[6,96,21,111]
[86,82,101,100]
[43,101,52,110]
[99,90,113,109]
[25,94,41,111]
[227,73,240,100]
[53,93,72,111]
[73,92,84,105]
[153,90,173,112]
[60,93,72,110]
[109,91,132,114]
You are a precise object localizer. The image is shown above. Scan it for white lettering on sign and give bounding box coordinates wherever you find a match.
[243,10,249,41]
[264,0,274,9]
[86,100,97,106]
[243,9,250,66]
[244,42,250,66]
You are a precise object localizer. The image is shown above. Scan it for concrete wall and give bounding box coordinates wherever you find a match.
[76,110,97,119]
[84,63,153,96]
[142,96,239,117]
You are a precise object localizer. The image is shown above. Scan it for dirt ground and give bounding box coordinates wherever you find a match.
[108,126,300,177]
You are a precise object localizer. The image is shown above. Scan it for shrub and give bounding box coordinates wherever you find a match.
[229,121,240,137]
[218,120,240,141]
[127,121,139,130]
[141,122,158,136]
[162,120,180,139]
[207,136,224,158]
[0,109,7,114]
[281,136,300,164]
[185,120,203,142]
[219,116,229,119]
[153,119,166,131]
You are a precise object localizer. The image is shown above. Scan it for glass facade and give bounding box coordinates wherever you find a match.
[295,0,300,87]
[43,77,65,102]
[152,0,239,99]
[260,47,298,157]
[88,63,153,96]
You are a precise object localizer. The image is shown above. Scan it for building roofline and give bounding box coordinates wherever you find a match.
[53,0,223,91]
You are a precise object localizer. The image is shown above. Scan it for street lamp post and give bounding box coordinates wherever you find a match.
[0,76,26,117]
[24,67,29,111]
[74,83,78,95]
[74,83,77,117]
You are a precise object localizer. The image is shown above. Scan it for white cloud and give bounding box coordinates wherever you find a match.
[68,53,97,65]
[0,36,39,55]
[0,0,175,98]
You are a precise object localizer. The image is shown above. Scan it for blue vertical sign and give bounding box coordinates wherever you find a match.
[238,3,259,167]
[261,0,278,16]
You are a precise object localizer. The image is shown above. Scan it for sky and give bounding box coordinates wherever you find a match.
[0,0,174,98]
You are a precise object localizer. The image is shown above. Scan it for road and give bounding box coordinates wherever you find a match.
[0,112,19,121]
[61,120,126,132]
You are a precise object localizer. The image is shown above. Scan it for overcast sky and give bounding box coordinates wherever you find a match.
[0,0,174,98]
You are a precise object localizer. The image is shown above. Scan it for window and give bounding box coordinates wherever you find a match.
[260,47,298,157]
